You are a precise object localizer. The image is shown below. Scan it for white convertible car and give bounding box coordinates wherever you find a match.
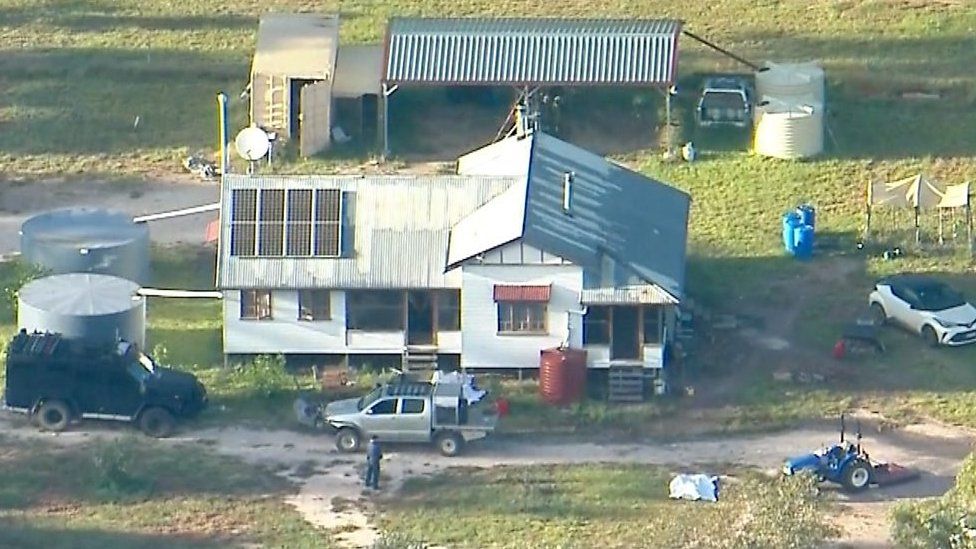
[869,274,976,347]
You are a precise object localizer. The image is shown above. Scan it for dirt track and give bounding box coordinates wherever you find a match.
[1,413,971,548]
[0,176,219,256]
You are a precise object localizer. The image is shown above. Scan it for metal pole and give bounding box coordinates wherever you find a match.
[382,90,389,160]
[217,92,229,175]
[665,89,672,152]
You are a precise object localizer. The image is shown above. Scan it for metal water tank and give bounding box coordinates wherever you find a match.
[755,99,824,159]
[539,347,587,406]
[20,208,150,283]
[18,273,146,347]
[756,61,826,105]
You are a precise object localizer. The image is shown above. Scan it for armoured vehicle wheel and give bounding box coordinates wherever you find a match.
[139,407,175,438]
[36,400,70,432]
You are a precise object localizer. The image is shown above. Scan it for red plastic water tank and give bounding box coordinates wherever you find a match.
[539,347,588,406]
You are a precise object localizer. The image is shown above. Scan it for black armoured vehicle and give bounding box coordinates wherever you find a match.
[3,330,206,437]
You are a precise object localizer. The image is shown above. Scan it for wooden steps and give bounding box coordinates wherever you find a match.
[402,345,438,372]
[608,366,645,403]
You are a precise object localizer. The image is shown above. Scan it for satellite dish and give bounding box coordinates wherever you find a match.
[235,127,270,161]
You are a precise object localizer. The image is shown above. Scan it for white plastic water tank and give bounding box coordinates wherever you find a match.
[754,98,824,160]
[756,62,826,105]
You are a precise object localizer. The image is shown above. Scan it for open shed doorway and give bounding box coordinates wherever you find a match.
[610,306,641,360]
[407,291,435,345]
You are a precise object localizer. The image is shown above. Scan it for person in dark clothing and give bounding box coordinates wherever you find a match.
[365,436,382,489]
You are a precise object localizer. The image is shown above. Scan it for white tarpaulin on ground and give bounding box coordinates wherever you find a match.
[669,474,719,502]
[868,174,970,209]
[430,371,487,404]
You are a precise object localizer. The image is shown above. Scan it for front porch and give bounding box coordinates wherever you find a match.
[581,296,677,402]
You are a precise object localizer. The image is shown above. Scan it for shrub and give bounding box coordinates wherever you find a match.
[232,354,292,398]
[90,437,154,500]
[892,452,976,548]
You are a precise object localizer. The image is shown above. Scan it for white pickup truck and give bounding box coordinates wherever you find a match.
[296,379,499,457]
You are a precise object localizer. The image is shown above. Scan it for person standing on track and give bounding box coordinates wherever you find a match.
[365,435,383,490]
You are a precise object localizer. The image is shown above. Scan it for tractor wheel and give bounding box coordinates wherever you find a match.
[841,459,872,492]
[921,325,940,348]
[870,303,887,326]
[335,428,362,453]
[36,400,71,432]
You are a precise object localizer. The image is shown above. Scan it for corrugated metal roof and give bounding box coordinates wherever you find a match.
[493,285,551,302]
[447,131,690,300]
[218,175,518,289]
[251,14,339,79]
[580,285,676,305]
[384,17,681,86]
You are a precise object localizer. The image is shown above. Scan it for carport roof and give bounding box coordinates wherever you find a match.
[251,14,339,80]
[383,17,681,86]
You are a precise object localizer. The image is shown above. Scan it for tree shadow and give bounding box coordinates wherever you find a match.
[0,518,221,549]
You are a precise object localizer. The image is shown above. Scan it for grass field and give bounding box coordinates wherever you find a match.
[4,1,976,433]
[378,464,833,548]
[0,434,330,547]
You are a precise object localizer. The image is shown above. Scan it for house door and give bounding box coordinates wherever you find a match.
[299,80,332,157]
[610,306,641,360]
[407,291,435,345]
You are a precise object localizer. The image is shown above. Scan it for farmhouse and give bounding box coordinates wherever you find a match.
[217,130,690,389]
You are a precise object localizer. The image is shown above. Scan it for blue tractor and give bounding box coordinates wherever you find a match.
[783,415,918,492]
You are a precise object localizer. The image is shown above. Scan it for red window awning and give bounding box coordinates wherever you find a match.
[493,285,551,302]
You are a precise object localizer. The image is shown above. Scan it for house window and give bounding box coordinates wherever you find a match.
[583,306,610,345]
[497,302,548,334]
[494,285,550,335]
[347,290,404,331]
[437,290,461,331]
[230,189,257,256]
[298,290,330,321]
[241,290,272,320]
[643,305,663,344]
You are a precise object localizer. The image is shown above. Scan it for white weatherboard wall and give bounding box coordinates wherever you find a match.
[585,345,665,369]
[223,290,346,354]
[223,289,463,355]
[460,264,583,369]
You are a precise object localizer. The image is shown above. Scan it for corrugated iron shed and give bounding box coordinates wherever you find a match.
[218,174,518,289]
[383,17,681,86]
[251,14,339,79]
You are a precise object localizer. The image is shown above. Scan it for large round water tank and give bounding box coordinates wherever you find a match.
[755,100,824,159]
[20,208,150,284]
[539,347,587,406]
[756,62,826,105]
[18,273,146,348]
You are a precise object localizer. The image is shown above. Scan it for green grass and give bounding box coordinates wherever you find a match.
[6,0,976,435]
[378,464,833,548]
[0,434,331,547]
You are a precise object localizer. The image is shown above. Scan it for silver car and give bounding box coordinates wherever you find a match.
[869,275,976,346]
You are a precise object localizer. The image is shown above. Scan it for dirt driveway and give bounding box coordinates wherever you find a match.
[1,413,970,548]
